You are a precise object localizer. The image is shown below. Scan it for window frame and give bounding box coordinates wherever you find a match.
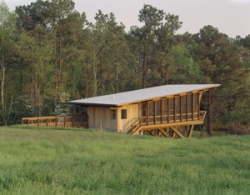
[111,110,116,119]
[121,109,127,119]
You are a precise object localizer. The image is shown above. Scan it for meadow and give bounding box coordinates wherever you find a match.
[0,126,250,195]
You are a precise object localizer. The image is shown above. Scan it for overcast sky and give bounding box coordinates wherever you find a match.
[4,0,250,38]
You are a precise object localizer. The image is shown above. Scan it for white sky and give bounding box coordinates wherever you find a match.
[4,0,250,38]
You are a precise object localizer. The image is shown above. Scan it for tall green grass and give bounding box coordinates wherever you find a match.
[0,126,250,195]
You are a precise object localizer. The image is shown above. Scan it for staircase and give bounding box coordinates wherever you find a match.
[126,118,141,135]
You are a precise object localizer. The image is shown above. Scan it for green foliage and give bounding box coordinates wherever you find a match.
[128,4,182,88]
[0,0,17,126]
[1,127,250,194]
[170,44,203,83]
[190,26,250,134]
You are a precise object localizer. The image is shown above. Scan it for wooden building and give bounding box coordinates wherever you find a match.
[69,84,220,138]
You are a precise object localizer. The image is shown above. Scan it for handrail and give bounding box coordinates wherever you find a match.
[200,111,207,120]
[123,118,139,133]
[140,110,207,126]
[130,118,141,134]
[22,115,88,128]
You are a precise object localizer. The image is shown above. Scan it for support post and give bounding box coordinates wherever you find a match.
[158,128,169,137]
[188,125,195,138]
[161,100,163,124]
[174,97,176,122]
[197,93,200,120]
[167,98,170,123]
[186,94,188,121]
[192,93,194,120]
[170,126,185,138]
[180,96,182,122]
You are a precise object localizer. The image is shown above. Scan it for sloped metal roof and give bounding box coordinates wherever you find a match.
[68,84,220,106]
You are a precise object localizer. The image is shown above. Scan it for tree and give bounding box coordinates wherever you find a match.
[128,4,182,88]
[191,25,249,135]
[16,33,52,116]
[15,0,86,113]
[82,10,135,97]
[0,0,16,125]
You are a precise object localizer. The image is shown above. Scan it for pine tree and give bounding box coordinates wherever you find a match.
[191,25,249,135]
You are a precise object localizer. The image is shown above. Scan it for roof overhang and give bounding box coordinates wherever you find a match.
[68,84,221,107]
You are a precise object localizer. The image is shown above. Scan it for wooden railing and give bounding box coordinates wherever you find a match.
[22,115,88,128]
[129,118,141,134]
[141,111,206,126]
[125,111,206,134]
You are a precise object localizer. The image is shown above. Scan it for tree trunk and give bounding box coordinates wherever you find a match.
[116,66,119,93]
[1,51,7,126]
[85,56,89,97]
[142,44,146,89]
[92,51,97,97]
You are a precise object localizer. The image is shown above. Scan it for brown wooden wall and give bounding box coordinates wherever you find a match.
[88,106,118,131]
[88,104,139,132]
[117,104,139,132]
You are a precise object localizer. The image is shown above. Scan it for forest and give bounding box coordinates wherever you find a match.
[0,0,250,134]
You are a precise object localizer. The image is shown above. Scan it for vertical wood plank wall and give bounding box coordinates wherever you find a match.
[117,104,139,132]
[88,106,117,131]
[88,104,139,132]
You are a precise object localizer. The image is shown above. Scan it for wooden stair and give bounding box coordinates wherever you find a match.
[126,118,141,135]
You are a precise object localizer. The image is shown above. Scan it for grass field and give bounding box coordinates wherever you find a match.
[0,126,250,195]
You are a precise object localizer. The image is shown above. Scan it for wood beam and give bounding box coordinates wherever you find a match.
[197,93,200,120]
[147,130,155,136]
[167,98,170,123]
[188,125,195,138]
[180,96,182,122]
[146,101,149,125]
[140,119,204,130]
[170,126,185,139]
[154,101,156,124]
[192,93,194,121]
[174,97,176,122]
[186,94,188,121]
[158,128,169,137]
[161,99,163,124]
[198,91,203,102]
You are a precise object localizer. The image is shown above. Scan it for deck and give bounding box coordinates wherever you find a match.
[22,115,88,128]
[128,111,206,138]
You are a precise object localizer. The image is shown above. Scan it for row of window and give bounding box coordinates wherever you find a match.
[111,109,127,119]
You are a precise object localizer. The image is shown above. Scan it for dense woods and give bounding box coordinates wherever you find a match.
[0,0,250,134]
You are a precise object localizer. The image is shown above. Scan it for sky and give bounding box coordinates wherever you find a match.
[4,0,250,38]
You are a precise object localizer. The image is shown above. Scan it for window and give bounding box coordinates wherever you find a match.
[111,110,116,119]
[121,109,127,119]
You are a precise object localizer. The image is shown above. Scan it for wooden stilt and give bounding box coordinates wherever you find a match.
[171,130,176,138]
[147,130,155,136]
[170,126,185,138]
[188,125,194,138]
[158,128,169,137]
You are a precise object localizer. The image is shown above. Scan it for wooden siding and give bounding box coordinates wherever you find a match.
[88,106,117,131]
[117,104,139,132]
